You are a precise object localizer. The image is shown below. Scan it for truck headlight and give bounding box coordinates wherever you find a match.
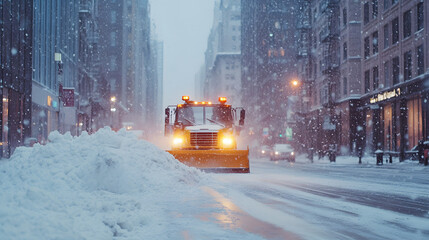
[291,152,294,156]
[173,137,184,145]
[275,151,279,155]
[222,137,233,146]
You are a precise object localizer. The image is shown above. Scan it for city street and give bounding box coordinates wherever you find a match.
[203,155,429,240]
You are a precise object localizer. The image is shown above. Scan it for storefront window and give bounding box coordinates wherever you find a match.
[407,98,422,149]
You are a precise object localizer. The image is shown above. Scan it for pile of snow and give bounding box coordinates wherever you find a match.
[0,127,205,239]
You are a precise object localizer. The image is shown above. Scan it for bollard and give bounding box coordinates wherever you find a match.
[308,148,314,163]
[375,150,383,165]
[358,148,363,164]
[389,154,392,163]
[425,149,429,166]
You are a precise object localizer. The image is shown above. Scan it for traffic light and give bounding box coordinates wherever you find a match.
[279,133,283,138]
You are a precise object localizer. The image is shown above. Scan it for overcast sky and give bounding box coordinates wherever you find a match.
[150,0,216,106]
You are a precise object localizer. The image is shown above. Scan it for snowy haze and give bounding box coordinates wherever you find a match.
[150,0,215,106]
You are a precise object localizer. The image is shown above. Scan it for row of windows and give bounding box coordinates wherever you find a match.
[364,3,424,60]
[364,0,403,25]
[364,1,424,30]
[363,45,424,94]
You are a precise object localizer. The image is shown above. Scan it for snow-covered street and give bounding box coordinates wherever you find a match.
[1,129,428,240]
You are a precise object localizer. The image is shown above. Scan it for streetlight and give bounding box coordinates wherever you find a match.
[110,96,117,129]
[290,79,301,88]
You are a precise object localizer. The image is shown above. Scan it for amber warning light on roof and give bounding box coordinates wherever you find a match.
[219,97,227,103]
[182,95,190,101]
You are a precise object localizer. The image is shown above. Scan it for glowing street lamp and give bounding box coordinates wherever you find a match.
[110,96,117,103]
[291,79,300,87]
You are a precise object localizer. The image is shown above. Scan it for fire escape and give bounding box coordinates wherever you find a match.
[319,0,340,155]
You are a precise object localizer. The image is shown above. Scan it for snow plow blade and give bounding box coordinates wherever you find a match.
[167,149,250,173]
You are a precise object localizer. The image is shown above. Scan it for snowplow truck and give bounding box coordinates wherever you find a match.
[165,96,249,173]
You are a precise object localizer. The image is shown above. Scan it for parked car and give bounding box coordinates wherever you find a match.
[408,141,429,162]
[270,144,295,162]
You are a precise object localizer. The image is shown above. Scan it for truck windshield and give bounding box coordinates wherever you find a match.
[176,106,232,127]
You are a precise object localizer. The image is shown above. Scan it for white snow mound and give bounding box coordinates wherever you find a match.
[0,127,204,239]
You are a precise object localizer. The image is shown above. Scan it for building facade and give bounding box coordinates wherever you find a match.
[361,0,429,158]
[32,1,80,141]
[294,0,428,159]
[0,0,33,158]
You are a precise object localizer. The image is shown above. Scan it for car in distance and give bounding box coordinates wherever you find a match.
[259,145,271,158]
[270,144,295,162]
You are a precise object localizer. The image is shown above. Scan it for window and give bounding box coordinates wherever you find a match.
[372,0,378,19]
[373,66,379,89]
[383,24,389,49]
[110,32,116,46]
[404,50,412,81]
[417,45,424,75]
[384,0,390,10]
[343,8,347,27]
[403,10,411,39]
[365,70,370,93]
[364,37,370,59]
[372,31,378,54]
[392,56,399,85]
[111,11,117,24]
[343,77,347,95]
[417,2,424,32]
[364,2,369,25]
[392,17,399,44]
[343,42,347,60]
[110,56,117,71]
[407,98,423,150]
[384,60,390,87]
[392,0,398,5]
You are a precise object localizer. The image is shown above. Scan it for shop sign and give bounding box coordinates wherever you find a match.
[262,127,269,137]
[370,88,401,104]
[62,88,75,107]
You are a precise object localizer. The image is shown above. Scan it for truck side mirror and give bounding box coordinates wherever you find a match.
[239,109,245,126]
[165,108,170,136]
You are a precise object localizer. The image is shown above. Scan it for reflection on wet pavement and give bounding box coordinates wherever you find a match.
[201,186,302,240]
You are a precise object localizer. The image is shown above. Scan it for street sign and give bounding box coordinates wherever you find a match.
[62,88,74,107]
[286,127,293,140]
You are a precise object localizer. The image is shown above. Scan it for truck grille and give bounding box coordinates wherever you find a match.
[190,132,218,147]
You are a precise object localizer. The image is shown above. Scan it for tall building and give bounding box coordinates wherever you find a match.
[78,0,108,133]
[152,40,164,133]
[97,0,154,131]
[241,0,298,145]
[360,0,429,158]
[204,0,242,106]
[32,1,80,141]
[0,0,33,158]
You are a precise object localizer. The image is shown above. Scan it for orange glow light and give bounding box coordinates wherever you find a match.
[208,102,212,105]
[219,97,227,103]
[291,79,300,87]
[182,96,190,101]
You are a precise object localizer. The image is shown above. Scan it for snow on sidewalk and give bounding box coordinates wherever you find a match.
[0,127,209,239]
